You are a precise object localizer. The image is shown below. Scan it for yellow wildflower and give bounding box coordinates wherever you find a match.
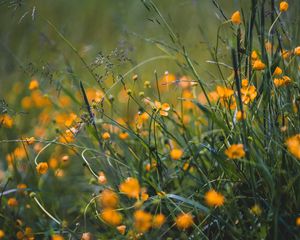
[101,209,122,226]
[134,210,152,233]
[29,79,39,90]
[175,213,194,230]
[231,11,241,25]
[225,144,245,159]
[279,1,289,12]
[99,189,119,208]
[286,134,300,159]
[170,148,183,160]
[204,189,225,207]
[119,177,140,199]
[36,162,48,174]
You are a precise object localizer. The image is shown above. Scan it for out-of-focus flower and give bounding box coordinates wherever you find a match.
[99,189,119,208]
[98,171,107,184]
[81,232,92,240]
[286,134,300,159]
[29,79,39,90]
[0,230,5,239]
[119,177,140,199]
[119,132,129,140]
[231,11,241,25]
[175,213,194,230]
[279,1,289,12]
[116,225,126,235]
[7,197,18,207]
[152,213,166,228]
[225,144,245,159]
[294,46,300,56]
[36,162,49,174]
[251,51,259,61]
[170,148,183,160]
[236,111,246,121]
[101,209,122,226]
[0,114,13,128]
[204,189,225,207]
[134,210,152,233]
[253,60,266,70]
[273,66,283,76]
[241,85,257,104]
[250,204,262,216]
[52,234,64,240]
[154,101,170,116]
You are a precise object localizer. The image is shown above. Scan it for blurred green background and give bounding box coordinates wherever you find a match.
[0,0,245,97]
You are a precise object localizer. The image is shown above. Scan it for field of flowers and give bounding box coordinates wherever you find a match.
[0,0,300,239]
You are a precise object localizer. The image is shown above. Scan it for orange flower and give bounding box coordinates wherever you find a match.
[236,111,246,121]
[216,86,236,109]
[81,232,92,240]
[274,78,284,87]
[49,158,58,169]
[119,177,140,199]
[16,231,24,240]
[178,75,192,89]
[175,213,194,230]
[274,76,292,87]
[279,1,288,12]
[17,183,28,193]
[29,79,39,90]
[0,230,5,239]
[24,227,34,239]
[231,11,241,25]
[295,46,300,56]
[119,132,129,140]
[14,147,26,159]
[281,49,291,59]
[102,132,110,140]
[7,197,18,207]
[136,112,149,129]
[116,225,126,235]
[286,134,300,159]
[204,189,225,207]
[98,171,107,184]
[152,213,166,228]
[282,75,292,85]
[159,71,177,91]
[241,85,257,104]
[253,60,266,70]
[170,148,183,160]
[101,209,122,226]
[36,162,49,174]
[154,101,170,116]
[52,234,64,240]
[99,189,119,208]
[273,66,283,76]
[0,114,13,128]
[134,210,152,233]
[296,217,300,226]
[265,42,274,54]
[251,51,259,61]
[216,86,234,98]
[241,79,248,88]
[225,144,245,159]
[25,137,35,145]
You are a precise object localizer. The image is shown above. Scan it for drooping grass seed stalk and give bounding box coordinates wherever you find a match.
[81,149,99,179]
[30,192,61,225]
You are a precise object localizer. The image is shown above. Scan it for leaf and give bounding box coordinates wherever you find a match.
[166,194,209,213]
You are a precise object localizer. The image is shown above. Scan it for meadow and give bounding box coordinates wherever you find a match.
[0,0,300,239]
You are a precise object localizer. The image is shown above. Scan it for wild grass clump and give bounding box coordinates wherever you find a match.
[0,0,300,239]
